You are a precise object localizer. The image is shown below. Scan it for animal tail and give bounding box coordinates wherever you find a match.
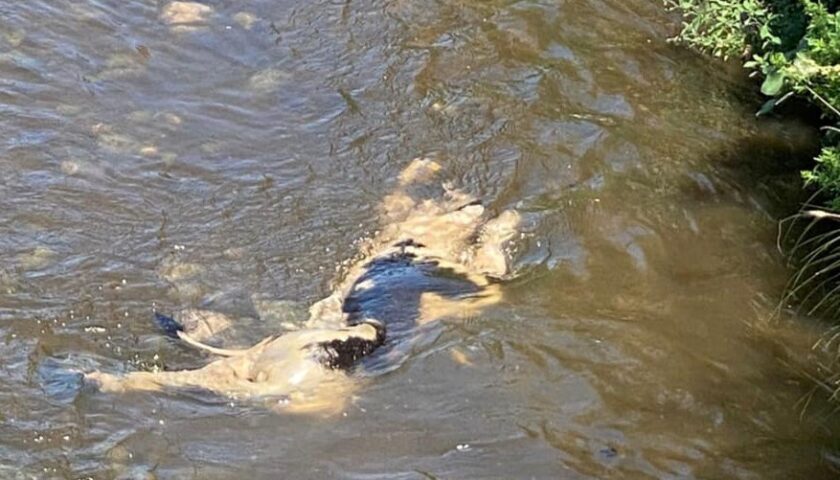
[153,311,259,357]
[154,312,184,338]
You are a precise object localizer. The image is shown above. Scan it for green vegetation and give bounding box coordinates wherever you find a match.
[668,0,840,206]
[666,0,777,59]
[667,0,840,400]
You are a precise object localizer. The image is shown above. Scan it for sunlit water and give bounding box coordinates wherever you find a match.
[1,0,838,478]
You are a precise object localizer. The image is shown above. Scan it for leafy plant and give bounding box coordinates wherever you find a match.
[749,1,840,113]
[666,0,779,59]
[803,146,840,209]
[669,0,840,208]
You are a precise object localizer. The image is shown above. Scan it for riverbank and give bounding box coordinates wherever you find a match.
[668,0,840,404]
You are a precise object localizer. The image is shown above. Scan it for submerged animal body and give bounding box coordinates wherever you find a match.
[85,158,520,414]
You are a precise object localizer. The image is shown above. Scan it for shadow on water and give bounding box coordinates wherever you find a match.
[644,89,840,477]
[704,113,820,218]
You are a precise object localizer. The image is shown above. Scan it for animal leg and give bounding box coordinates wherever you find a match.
[85,352,258,395]
[417,283,503,325]
[85,369,205,393]
[381,158,445,222]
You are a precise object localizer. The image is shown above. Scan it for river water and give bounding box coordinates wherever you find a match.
[2,0,839,478]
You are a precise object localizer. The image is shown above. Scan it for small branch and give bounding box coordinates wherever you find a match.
[806,86,840,119]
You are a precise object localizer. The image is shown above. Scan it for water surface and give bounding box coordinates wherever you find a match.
[1,0,838,478]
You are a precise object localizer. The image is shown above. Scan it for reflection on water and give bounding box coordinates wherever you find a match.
[1,0,838,478]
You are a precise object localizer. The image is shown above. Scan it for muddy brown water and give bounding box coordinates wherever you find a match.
[2,0,839,478]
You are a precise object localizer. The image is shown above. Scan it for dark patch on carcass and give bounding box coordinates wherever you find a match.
[317,322,386,370]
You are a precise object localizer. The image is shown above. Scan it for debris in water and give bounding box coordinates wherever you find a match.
[233,12,258,30]
[161,152,178,167]
[599,446,619,459]
[60,160,79,176]
[18,246,55,269]
[135,45,151,60]
[450,348,473,366]
[156,111,182,126]
[2,28,24,48]
[161,2,213,26]
[248,68,290,93]
[338,88,362,115]
[139,145,158,157]
[90,122,111,135]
